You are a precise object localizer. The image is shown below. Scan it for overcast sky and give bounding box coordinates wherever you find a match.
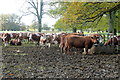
[0,0,57,27]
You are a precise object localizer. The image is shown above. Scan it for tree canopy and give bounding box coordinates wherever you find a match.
[49,1,120,31]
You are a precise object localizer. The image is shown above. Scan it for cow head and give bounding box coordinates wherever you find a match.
[40,35,47,44]
[29,33,33,41]
[90,36,99,44]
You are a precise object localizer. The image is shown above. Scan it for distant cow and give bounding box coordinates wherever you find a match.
[10,39,22,46]
[9,33,19,39]
[40,33,55,47]
[2,33,11,46]
[52,34,61,44]
[104,35,120,46]
[29,33,42,45]
[63,35,99,54]
[18,32,30,42]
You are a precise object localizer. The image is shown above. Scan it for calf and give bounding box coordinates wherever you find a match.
[10,39,22,46]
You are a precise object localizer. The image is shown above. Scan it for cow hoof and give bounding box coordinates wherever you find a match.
[63,53,66,54]
[82,52,86,54]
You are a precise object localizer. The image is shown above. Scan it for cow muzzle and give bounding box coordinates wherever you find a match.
[93,43,98,47]
[93,40,99,46]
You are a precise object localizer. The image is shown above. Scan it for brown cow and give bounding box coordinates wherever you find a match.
[2,33,11,46]
[10,39,22,46]
[52,34,61,44]
[18,32,30,42]
[29,33,42,45]
[10,33,19,39]
[104,35,120,46]
[40,33,55,47]
[69,32,84,36]
[63,35,99,54]
[59,32,84,53]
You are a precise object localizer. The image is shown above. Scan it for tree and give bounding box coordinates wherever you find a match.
[42,23,50,30]
[49,2,120,32]
[48,2,70,18]
[0,14,9,30]
[29,21,38,31]
[63,2,120,32]
[0,14,22,31]
[22,0,43,32]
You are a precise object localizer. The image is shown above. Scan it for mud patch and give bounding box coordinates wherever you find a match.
[1,45,119,79]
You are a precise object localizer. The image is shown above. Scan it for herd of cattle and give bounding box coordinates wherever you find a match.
[0,32,120,54]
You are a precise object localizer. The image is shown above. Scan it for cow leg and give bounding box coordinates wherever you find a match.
[60,47,63,53]
[27,37,29,43]
[36,41,39,46]
[59,43,64,53]
[85,47,88,54]
[67,46,71,54]
[83,45,89,54]
[64,44,71,54]
[47,43,51,48]
[4,42,7,46]
[4,42,8,46]
[63,46,67,54]
[79,48,84,53]
[63,45,68,54]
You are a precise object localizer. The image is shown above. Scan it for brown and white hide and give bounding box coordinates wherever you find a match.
[9,39,22,46]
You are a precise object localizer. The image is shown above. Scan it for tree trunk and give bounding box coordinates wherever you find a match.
[38,18,41,32]
[118,9,120,33]
[38,0,43,32]
[108,11,115,33]
[72,27,77,33]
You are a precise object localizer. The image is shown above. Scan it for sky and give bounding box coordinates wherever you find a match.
[0,0,57,27]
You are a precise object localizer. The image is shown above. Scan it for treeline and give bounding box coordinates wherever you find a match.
[0,13,51,31]
[0,14,27,31]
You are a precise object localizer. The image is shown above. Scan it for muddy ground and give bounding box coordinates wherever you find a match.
[1,45,120,79]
